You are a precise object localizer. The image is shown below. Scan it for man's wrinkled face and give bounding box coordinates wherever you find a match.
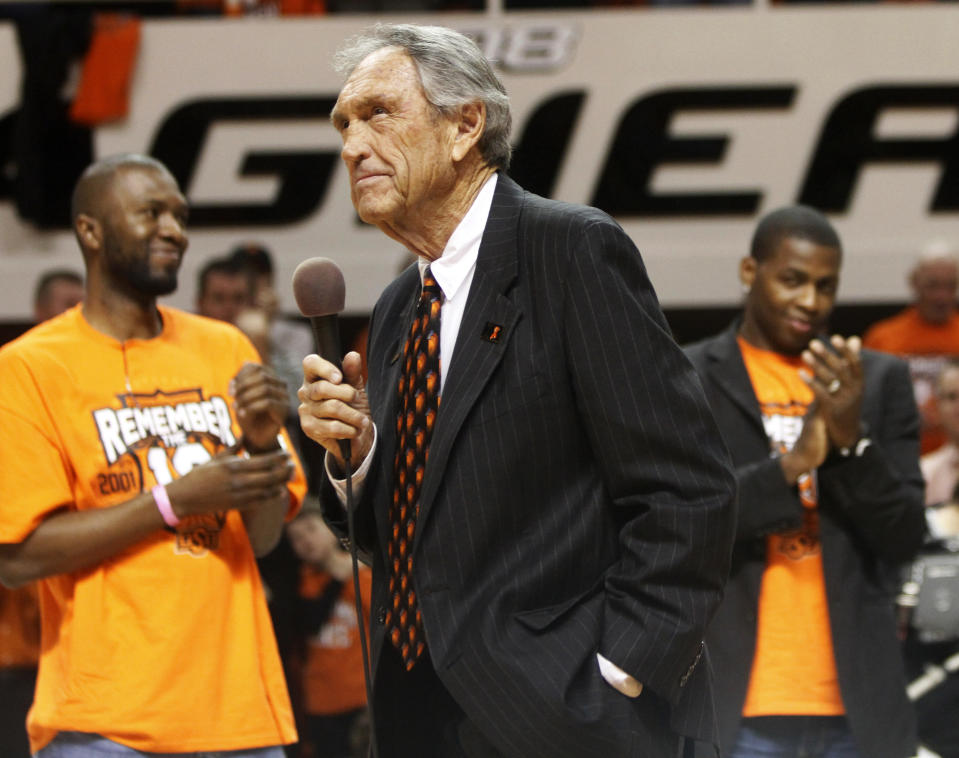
[331,48,458,232]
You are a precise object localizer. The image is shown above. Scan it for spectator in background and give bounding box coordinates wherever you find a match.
[902,360,959,758]
[32,268,83,323]
[229,242,314,415]
[196,245,322,479]
[921,360,959,519]
[226,241,330,495]
[196,244,314,431]
[685,205,926,758]
[196,255,250,325]
[194,248,310,757]
[287,503,371,758]
[864,240,959,454]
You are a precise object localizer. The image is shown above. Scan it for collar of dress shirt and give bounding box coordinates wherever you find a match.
[415,173,498,300]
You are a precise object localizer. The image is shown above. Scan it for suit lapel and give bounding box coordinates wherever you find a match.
[705,324,766,436]
[413,175,522,550]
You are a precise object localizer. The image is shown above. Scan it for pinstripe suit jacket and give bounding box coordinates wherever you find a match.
[321,174,736,757]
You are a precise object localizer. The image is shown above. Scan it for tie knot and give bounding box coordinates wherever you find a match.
[421,267,442,302]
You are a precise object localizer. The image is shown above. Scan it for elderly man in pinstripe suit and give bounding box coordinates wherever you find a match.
[298,23,736,758]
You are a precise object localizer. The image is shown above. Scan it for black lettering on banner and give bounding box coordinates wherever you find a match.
[150,96,340,226]
[509,91,586,199]
[800,84,959,213]
[591,86,796,217]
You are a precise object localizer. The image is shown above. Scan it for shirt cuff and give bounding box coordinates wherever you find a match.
[326,424,377,505]
[596,652,643,698]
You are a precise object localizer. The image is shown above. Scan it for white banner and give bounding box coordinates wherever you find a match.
[2,7,959,319]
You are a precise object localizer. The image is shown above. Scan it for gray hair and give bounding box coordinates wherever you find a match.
[917,238,959,268]
[333,23,512,170]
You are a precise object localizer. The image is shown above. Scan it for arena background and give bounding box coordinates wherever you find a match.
[2,5,958,347]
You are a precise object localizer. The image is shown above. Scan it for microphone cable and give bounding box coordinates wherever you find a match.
[341,444,379,758]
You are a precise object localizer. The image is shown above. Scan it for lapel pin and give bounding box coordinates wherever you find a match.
[482,322,504,343]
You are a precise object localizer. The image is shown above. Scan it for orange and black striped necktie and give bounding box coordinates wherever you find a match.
[386,266,442,670]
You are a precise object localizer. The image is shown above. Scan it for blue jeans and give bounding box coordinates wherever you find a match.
[730,716,861,758]
[35,732,287,758]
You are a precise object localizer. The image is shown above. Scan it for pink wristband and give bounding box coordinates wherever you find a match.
[152,484,180,527]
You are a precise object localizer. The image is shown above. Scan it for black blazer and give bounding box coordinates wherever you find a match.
[685,323,926,758]
[323,175,736,757]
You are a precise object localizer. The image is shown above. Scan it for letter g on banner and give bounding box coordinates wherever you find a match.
[150,95,340,227]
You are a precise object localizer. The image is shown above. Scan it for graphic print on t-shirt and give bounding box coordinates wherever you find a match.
[739,336,843,716]
[91,387,235,556]
[761,398,821,561]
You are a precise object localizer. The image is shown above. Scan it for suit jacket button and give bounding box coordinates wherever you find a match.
[376,606,387,625]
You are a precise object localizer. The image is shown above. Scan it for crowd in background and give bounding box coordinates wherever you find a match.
[191,241,373,758]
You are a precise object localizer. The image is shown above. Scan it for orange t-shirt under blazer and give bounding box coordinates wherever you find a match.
[738,337,845,718]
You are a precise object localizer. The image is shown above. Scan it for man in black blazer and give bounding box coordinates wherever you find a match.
[685,206,927,758]
[298,23,736,758]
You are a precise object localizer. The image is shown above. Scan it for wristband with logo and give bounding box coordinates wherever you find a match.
[152,484,180,527]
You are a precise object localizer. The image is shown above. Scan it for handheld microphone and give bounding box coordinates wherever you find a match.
[292,256,346,367]
[291,257,349,461]
[291,257,379,758]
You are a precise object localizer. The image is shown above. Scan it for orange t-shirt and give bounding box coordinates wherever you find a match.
[300,564,371,716]
[0,306,306,753]
[863,307,959,454]
[738,337,845,718]
[0,584,40,668]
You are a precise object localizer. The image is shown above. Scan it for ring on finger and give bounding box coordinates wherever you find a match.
[828,378,841,394]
